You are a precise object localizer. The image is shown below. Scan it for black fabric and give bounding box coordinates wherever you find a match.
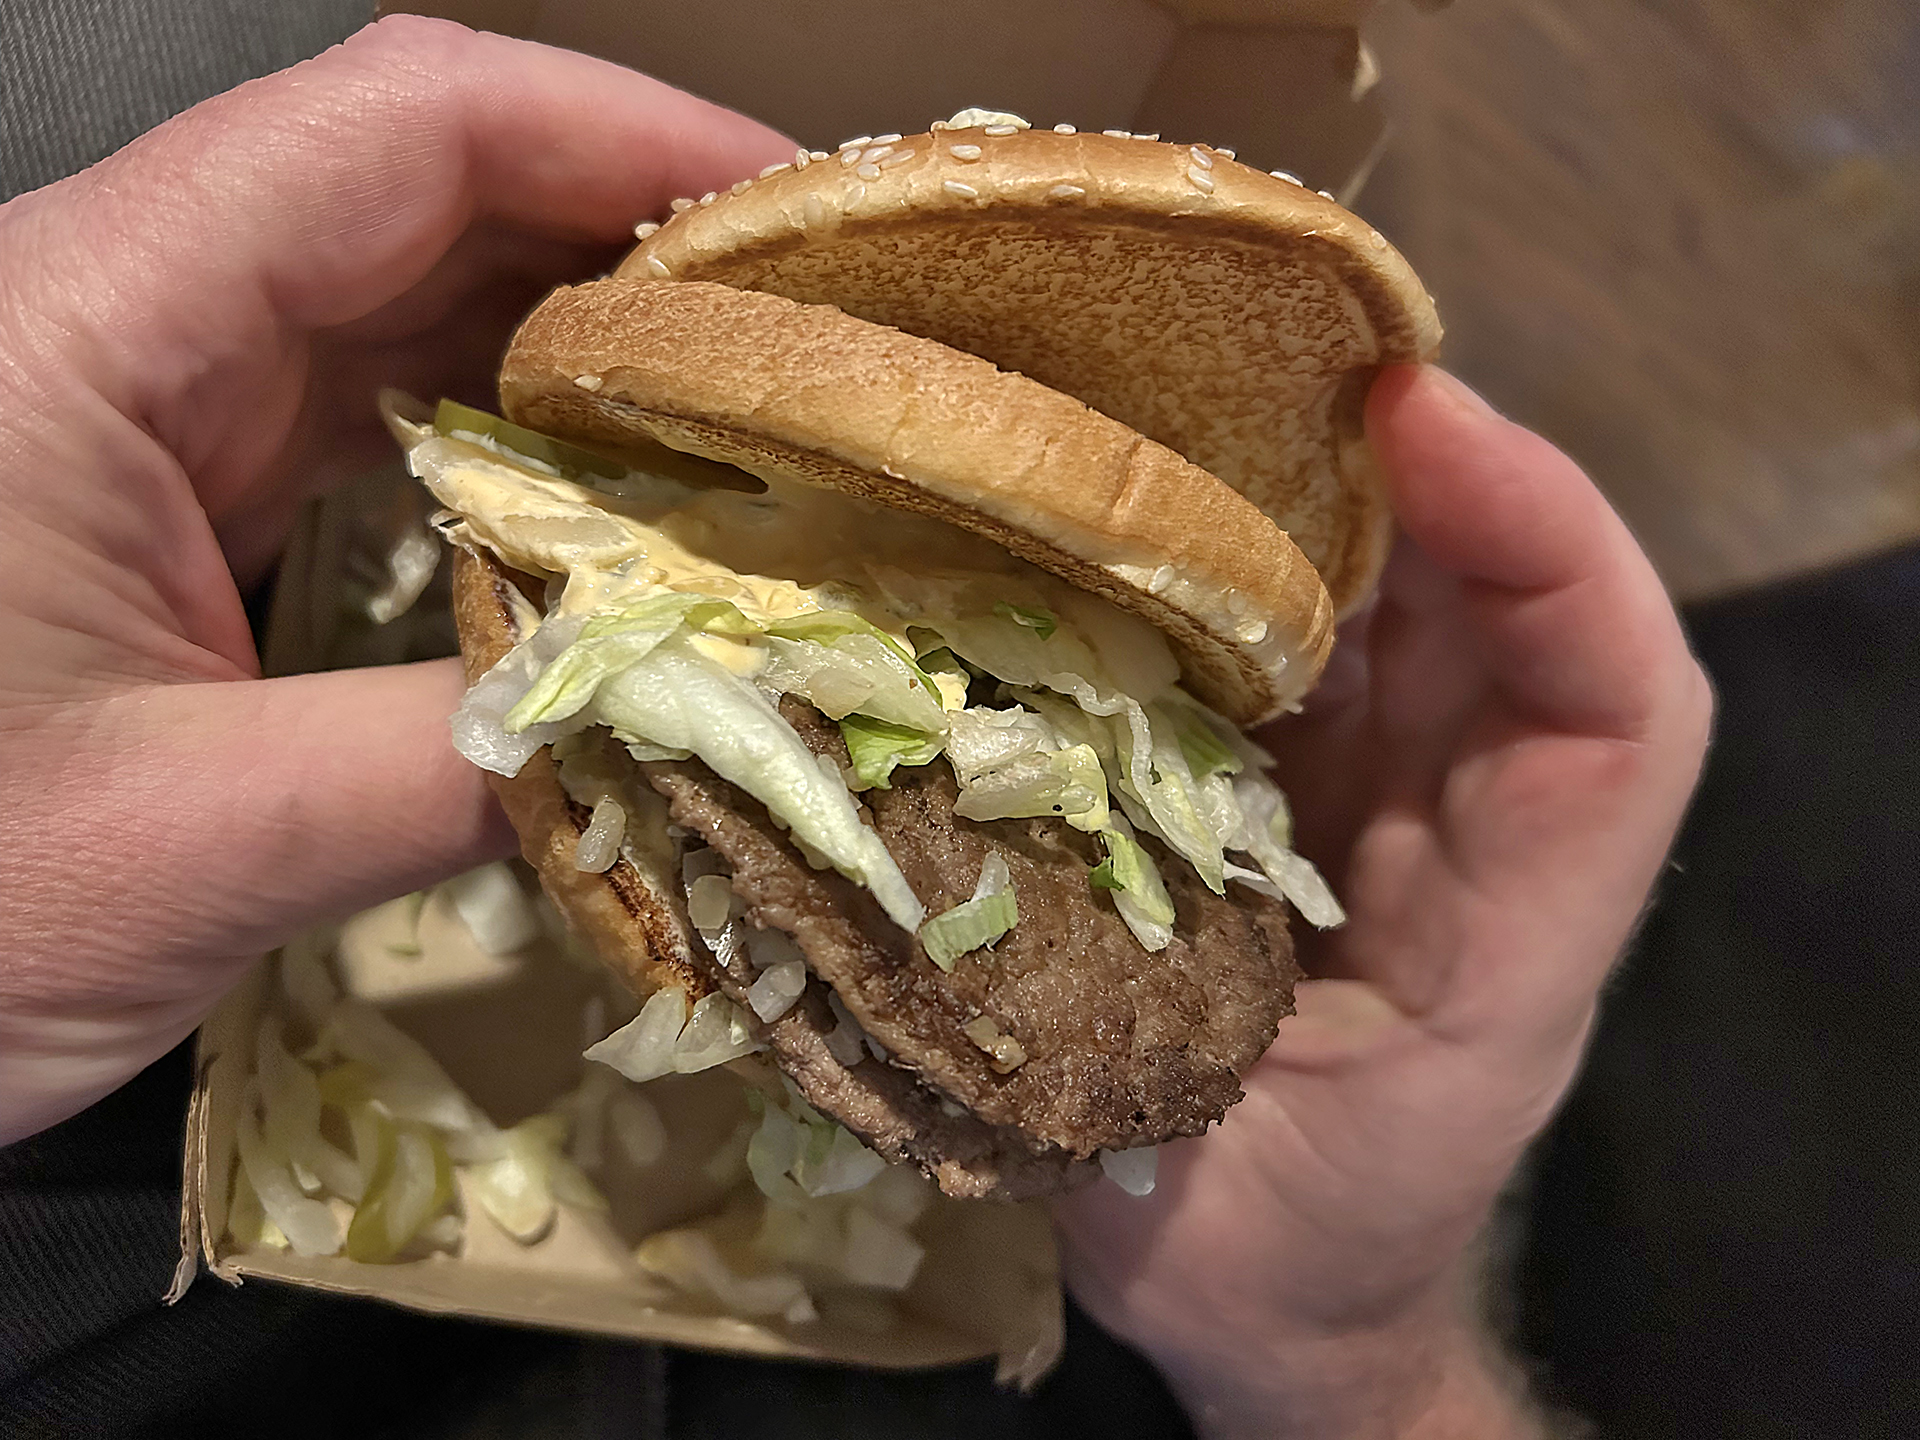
[0,0,373,204]
[1517,543,1920,1438]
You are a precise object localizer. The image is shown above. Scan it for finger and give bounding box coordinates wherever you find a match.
[1366,366,1698,743]
[0,658,516,1139]
[43,660,514,977]
[26,16,792,470]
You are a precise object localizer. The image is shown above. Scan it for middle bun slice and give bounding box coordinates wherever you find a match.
[415,279,1340,1201]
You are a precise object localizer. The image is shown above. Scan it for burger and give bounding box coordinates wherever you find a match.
[388,112,1438,1204]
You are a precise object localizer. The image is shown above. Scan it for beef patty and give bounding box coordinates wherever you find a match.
[643,700,1299,1164]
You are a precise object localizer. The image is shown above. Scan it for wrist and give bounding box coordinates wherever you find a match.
[1159,1303,1542,1440]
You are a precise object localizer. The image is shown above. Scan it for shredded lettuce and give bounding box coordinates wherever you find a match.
[993,600,1057,640]
[450,615,584,776]
[763,612,942,700]
[583,987,690,1084]
[1093,826,1175,952]
[583,637,925,930]
[944,706,1058,781]
[469,1113,605,1243]
[584,986,765,1082]
[1168,704,1244,780]
[837,714,943,790]
[506,593,748,733]
[257,1019,363,1202]
[747,1088,890,1204]
[919,855,1019,971]
[234,1080,343,1257]
[761,632,948,733]
[634,1228,816,1322]
[343,1107,455,1263]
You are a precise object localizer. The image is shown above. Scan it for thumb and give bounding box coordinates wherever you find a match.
[0,658,512,1140]
[90,658,516,955]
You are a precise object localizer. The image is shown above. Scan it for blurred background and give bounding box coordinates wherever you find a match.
[1,2,1914,1437]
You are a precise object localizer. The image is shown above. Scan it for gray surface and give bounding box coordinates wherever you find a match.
[0,0,373,201]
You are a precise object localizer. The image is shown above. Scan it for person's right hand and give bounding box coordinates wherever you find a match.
[1058,367,1714,1439]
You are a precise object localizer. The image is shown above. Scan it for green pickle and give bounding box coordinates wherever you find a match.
[433,398,627,482]
[344,1104,455,1263]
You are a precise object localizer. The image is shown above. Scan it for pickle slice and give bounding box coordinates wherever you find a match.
[433,398,629,481]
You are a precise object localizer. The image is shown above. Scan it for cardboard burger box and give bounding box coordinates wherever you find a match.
[175,0,1430,1381]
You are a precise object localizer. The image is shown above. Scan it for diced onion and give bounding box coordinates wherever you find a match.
[687,873,735,932]
[234,1084,342,1257]
[446,861,541,953]
[747,960,808,1023]
[1100,1145,1159,1197]
[574,797,626,872]
[584,987,689,1083]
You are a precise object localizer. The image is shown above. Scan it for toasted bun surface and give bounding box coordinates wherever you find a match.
[620,125,1441,617]
[452,546,713,1004]
[500,278,1333,723]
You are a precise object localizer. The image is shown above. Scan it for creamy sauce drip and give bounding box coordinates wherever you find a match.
[404,422,1078,643]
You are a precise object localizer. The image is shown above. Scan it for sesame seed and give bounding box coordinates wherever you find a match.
[1139,132,1159,141]
[1236,619,1269,644]
[1216,147,1236,159]
[1148,565,1175,594]
[1225,587,1250,616]
[1317,189,1337,201]
[804,193,829,228]
[873,133,903,145]
[1053,122,1076,133]
[699,191,717,205]
[573,374,604,392]
[948,143,982,161]
[1102,129,1130,138]
[1188,146,1213,169]
[840,148,862,166]
[809,150,829,162]
[856,162,881,180]
[670,197,694,213]
[632,221,661,239]
[878,147,916,168]
[760,162,791,178]
[983,123,1018,136]
[1047,183,1086,199]
[1188,166,1215,193]
[731,179,753,195]
[1269,170,1302,185]
[839,135,872,150]
[846,181,866,205]
[861,144,894,164]
[645,255,671,279]
[794,146,811,168]
[942,179,979,199]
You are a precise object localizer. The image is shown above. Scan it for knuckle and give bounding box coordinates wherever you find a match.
[341,13,479,76]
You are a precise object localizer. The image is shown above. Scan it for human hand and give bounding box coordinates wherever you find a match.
[1057,368,1714,1438]
[0,17,792,1144]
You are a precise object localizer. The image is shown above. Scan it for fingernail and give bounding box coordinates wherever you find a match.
[1424,366,1502,421]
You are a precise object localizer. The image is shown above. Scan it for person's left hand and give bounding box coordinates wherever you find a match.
[0,16,792,1144]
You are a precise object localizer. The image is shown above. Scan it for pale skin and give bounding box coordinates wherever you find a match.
[0,17,1712,1436]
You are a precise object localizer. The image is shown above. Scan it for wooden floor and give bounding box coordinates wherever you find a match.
[1361,0,1920,600]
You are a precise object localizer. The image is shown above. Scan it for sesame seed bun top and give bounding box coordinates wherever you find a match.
[618,119,1443,617]
[499,278,1334,724]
